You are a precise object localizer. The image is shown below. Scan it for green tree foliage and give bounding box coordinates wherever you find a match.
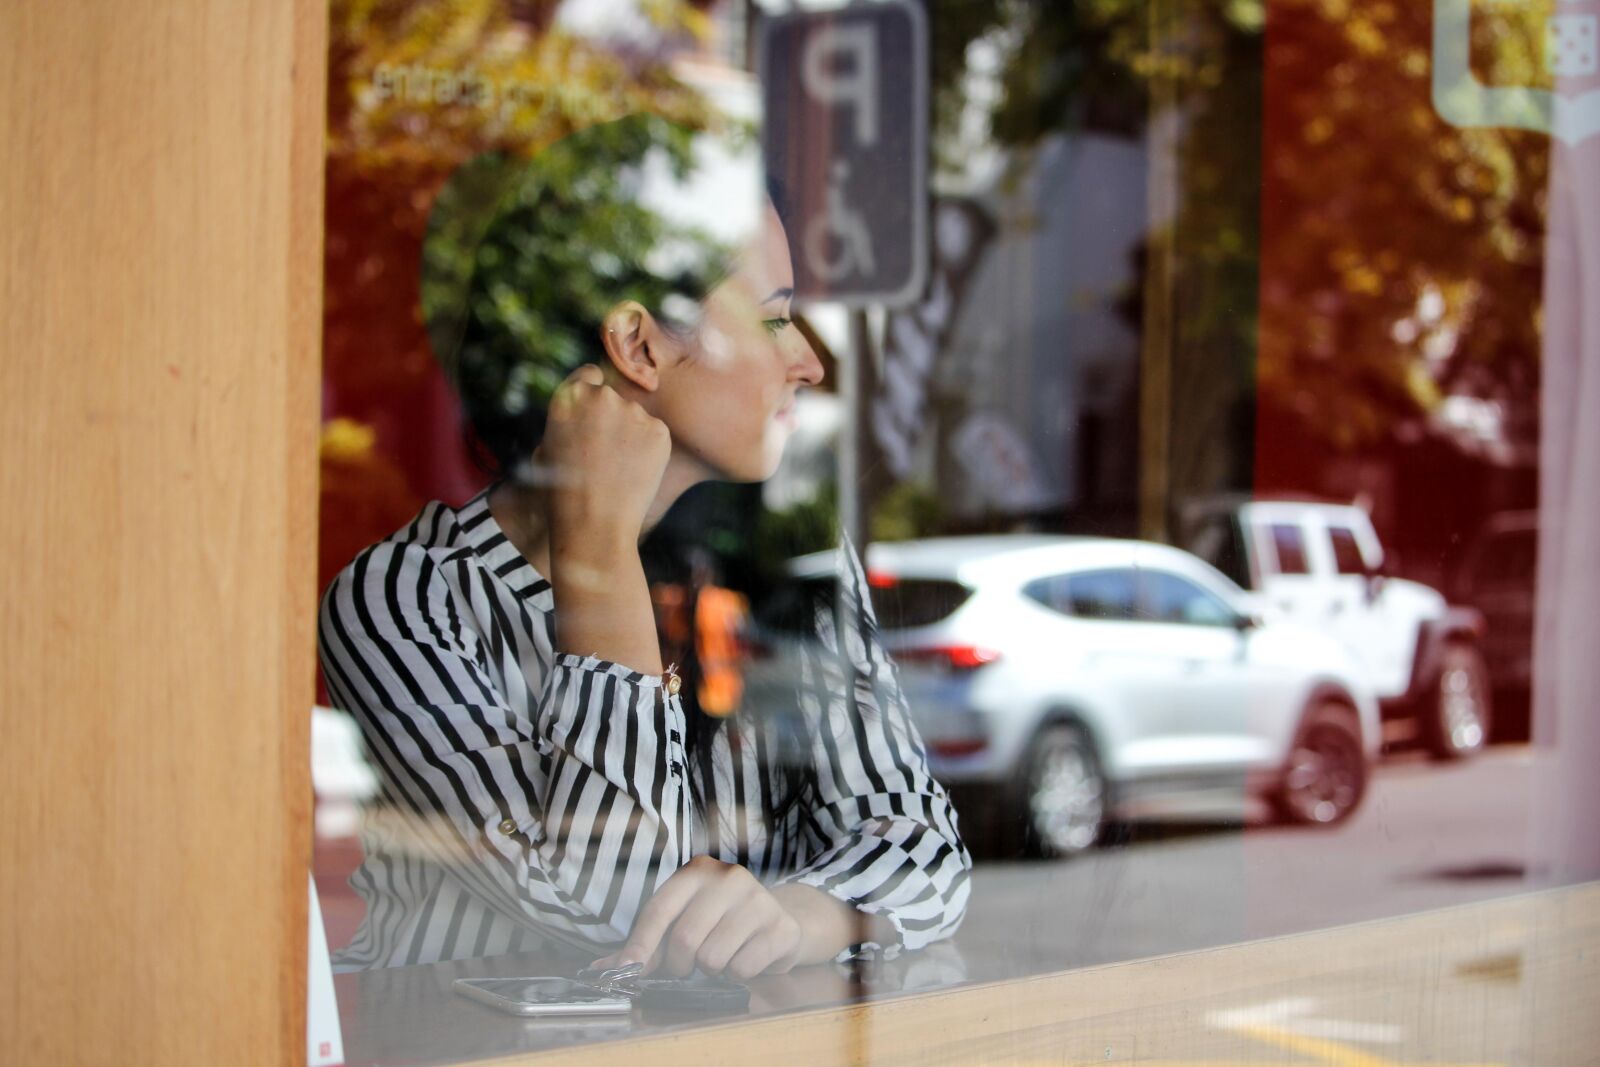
[319,0,717,587]
[420,117,735,474]
[923,0,1545,463]
[325,0,716,405]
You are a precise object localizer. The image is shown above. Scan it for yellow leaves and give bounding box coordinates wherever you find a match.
[328,0,716,172]
[641,0,713,42]
[1324,247,1388,299]
[321,418,378,464]
[1471,0,1552,89]
[1343,265,1384,295]
[1405,359,1443,410]
[1345,17,1388,57]
[1224,0,1266,33]
[1304,116,1335,144]
[1330,247,1387,296]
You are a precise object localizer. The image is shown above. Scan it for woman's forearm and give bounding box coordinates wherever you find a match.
[547,520,663,676]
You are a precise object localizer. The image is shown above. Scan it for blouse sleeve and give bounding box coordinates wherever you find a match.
[777,535,973,960]
[317,540,693,955]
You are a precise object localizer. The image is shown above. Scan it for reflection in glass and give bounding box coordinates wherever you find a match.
[319,115,972,986]
[308,0,1600,1062]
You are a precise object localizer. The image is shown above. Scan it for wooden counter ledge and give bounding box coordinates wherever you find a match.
[337,880,1598,1066]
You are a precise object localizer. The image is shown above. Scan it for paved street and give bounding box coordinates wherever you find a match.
[953,746,1536,981]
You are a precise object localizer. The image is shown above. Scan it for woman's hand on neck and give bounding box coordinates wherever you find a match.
[490,446,711,580]
[488,446,711,676]
[483,362,722,674]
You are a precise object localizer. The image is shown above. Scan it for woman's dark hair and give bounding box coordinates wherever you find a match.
[421,115,814,835]
[421,114,741,482]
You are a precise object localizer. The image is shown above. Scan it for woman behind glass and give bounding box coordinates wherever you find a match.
[319,115,971,978]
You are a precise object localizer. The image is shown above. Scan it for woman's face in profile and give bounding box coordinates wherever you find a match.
[654,202,825,482]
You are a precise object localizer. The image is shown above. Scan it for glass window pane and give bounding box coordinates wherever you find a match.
[1064,569,1140,620]
[1328,525,1367,574]
[1270,523,1310,574]
[294,1,1587,1063]
[1185,514,1253,589]
[1144,571,1236,626]
[870,578,973,629]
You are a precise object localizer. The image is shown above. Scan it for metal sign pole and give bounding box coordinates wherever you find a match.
[839,309,869,552]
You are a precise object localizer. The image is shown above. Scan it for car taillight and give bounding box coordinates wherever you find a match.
[894,645,1001,672]
[866,569,898,589]
[929,737,989,757]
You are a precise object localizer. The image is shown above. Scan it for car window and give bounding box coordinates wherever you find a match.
[869,578,973,630]
[1328,524,1367,575]
[1025,569,1141,621]
[1069,569,1142,620]
[1142,571,1237,626]
[1269,522,1310,575]
[752,577,837,635]
[756,575,972,634]
[1186,515,1253,589]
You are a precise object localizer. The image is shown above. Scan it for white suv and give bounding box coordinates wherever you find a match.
[744,536,1380,858]
[1180,499,1491,760]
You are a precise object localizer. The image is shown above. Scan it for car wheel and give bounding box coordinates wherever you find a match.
[1424,642,1492,760]
[1273,702,1367,826]
[1021,723,1107,859]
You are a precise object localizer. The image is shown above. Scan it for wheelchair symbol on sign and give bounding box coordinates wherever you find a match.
[805,161,876,284]
[799,20,882,286]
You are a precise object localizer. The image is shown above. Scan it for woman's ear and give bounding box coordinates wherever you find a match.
[601,301,665,393]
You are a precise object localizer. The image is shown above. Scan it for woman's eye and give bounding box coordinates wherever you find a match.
[762,316,793,336]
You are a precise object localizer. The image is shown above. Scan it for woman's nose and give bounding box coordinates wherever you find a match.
[789,333,825,386]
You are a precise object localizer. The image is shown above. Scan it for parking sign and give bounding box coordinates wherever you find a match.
[760,0,929,306]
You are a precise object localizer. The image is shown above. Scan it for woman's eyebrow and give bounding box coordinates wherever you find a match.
[760,287,794,305]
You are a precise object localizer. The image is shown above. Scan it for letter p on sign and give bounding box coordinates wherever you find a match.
[801,23,880,147]
[761,0,929,307]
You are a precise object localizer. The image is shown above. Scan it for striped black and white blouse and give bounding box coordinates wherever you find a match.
[319,487,971,971]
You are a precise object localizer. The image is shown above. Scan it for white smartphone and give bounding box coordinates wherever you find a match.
[453,977,633,1017]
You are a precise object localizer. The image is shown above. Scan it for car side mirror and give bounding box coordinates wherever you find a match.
[1232,611,1260,633]
[1360,549,1391,589]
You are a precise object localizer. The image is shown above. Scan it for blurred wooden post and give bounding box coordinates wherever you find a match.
[1139,0,1181,543]
[0,2,326,1063]
[1529,65,1600,890]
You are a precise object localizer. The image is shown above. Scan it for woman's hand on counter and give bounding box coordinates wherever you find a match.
[590,856,866,980]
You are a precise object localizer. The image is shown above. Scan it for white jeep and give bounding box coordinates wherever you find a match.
[1180,499,1491,760]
